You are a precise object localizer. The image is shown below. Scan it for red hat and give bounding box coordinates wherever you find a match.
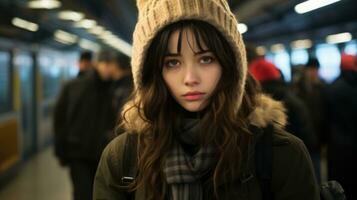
[340,53,357,71]
[249,58,281,82]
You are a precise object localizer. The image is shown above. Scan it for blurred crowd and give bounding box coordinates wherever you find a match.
[247,46,357,199]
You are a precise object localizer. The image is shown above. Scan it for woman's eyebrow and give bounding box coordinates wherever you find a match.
[164,52,181,57]
[164,50,211,57]
[194,50,212,55]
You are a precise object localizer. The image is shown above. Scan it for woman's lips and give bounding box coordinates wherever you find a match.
[182,92,205,101]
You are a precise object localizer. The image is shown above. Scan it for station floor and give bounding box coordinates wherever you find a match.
[0,147,72,200]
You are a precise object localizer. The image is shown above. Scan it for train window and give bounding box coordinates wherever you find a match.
[344,41,357,55]
[273,50,291,82]
[316,44,341,83]
[64,52,79,78]
[0,51,11,114]
[68,60,79,77]
[291,49,309,66]
[38,51,62,100]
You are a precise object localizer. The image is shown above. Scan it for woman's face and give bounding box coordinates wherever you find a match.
[162,28,222,112]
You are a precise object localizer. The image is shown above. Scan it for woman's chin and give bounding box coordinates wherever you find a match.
[179,101,207,112]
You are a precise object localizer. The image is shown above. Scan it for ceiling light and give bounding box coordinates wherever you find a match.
[326,32,352,44]
[291,39,313,49]
[295,0,341,14]
[58,10,84,21]
[102,35,118,42]
[99,31,119,42]
[55,38,74,45]
[79,39,100,52]
[28,0,61,9]
[97,30,132,56]
[54,30,78,44]
[271,44,285,52]
[74,19,97,29]
[107,37,132,57]
[237,23,248,34]
[88,26,105,35]
[99,30,113,38]
[12,17,39,32]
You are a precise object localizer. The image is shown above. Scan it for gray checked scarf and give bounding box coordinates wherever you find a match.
[164,119,216,200]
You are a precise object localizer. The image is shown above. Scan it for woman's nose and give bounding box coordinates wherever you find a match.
[183,64,200,86]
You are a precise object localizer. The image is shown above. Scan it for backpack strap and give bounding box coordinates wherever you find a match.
[254,124,274,200]
[121,133,138,199]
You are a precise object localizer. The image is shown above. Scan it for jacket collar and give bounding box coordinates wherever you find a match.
[121,94,287,133]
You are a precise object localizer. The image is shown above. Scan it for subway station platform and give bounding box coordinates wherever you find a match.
[0,147,72,200]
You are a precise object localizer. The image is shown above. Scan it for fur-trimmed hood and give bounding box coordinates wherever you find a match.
[248,94,287,128]
[121,94,287,133]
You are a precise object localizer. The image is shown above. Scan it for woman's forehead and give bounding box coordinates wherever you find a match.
[166,27,208,54]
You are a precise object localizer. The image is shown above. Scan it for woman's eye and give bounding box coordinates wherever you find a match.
[164,59,180,68]
[200,56,215,64]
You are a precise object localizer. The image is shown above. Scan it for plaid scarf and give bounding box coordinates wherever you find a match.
[164,119,216,200]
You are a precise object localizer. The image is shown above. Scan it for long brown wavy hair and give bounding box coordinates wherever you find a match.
[121,20,257,199]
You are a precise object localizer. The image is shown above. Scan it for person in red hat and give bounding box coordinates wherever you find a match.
[247,50,320,180]
[249,58,282,82]
[326,53,357,199]
[340,53,357,72]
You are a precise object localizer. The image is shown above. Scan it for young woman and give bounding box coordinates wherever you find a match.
[93,0,320,199]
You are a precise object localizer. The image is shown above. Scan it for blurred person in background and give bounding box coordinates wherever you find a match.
[107,52,134,136]
[248,52,319,180]
[53,50,118,200]
[326,53,357,199]
[293,57,329,146]
[108,52,133,119]
[77,51,94,77]
[292,57,329,182]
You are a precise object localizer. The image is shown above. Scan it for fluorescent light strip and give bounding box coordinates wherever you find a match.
[326,32,352,44]
[108,38,132,56]
[58,10,84,21]
[102,35,119,43]
[88,26,105,35]
[74,19,97,29]
[99,30,114,39]
[79,39,100,52]
[54,30,77,44]
[291,39,313,49]
[28,0,61,9]
[97,29,132,56]
[295,0,341,14]
[12,17,39,32]
[55,37,73,45]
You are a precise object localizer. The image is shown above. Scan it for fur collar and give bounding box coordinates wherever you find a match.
[248,94,287,129]
[121,94,287,133]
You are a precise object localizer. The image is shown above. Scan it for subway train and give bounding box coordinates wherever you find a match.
[0,39,78,167]
[0,0,356,199]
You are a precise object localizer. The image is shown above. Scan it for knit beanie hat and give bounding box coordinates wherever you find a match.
[131,0,248,112]
[340,53,357,71]
[249,58,281,82]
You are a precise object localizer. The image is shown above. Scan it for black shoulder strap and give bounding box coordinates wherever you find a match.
[255,124,274,200]
[121,133,138,193]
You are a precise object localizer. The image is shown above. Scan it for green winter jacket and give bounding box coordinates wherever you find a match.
[93,95,320,200]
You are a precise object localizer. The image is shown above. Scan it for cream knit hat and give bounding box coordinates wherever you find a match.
[131,0,247,112]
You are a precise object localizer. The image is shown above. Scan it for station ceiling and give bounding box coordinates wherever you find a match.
[0,0,356,51]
